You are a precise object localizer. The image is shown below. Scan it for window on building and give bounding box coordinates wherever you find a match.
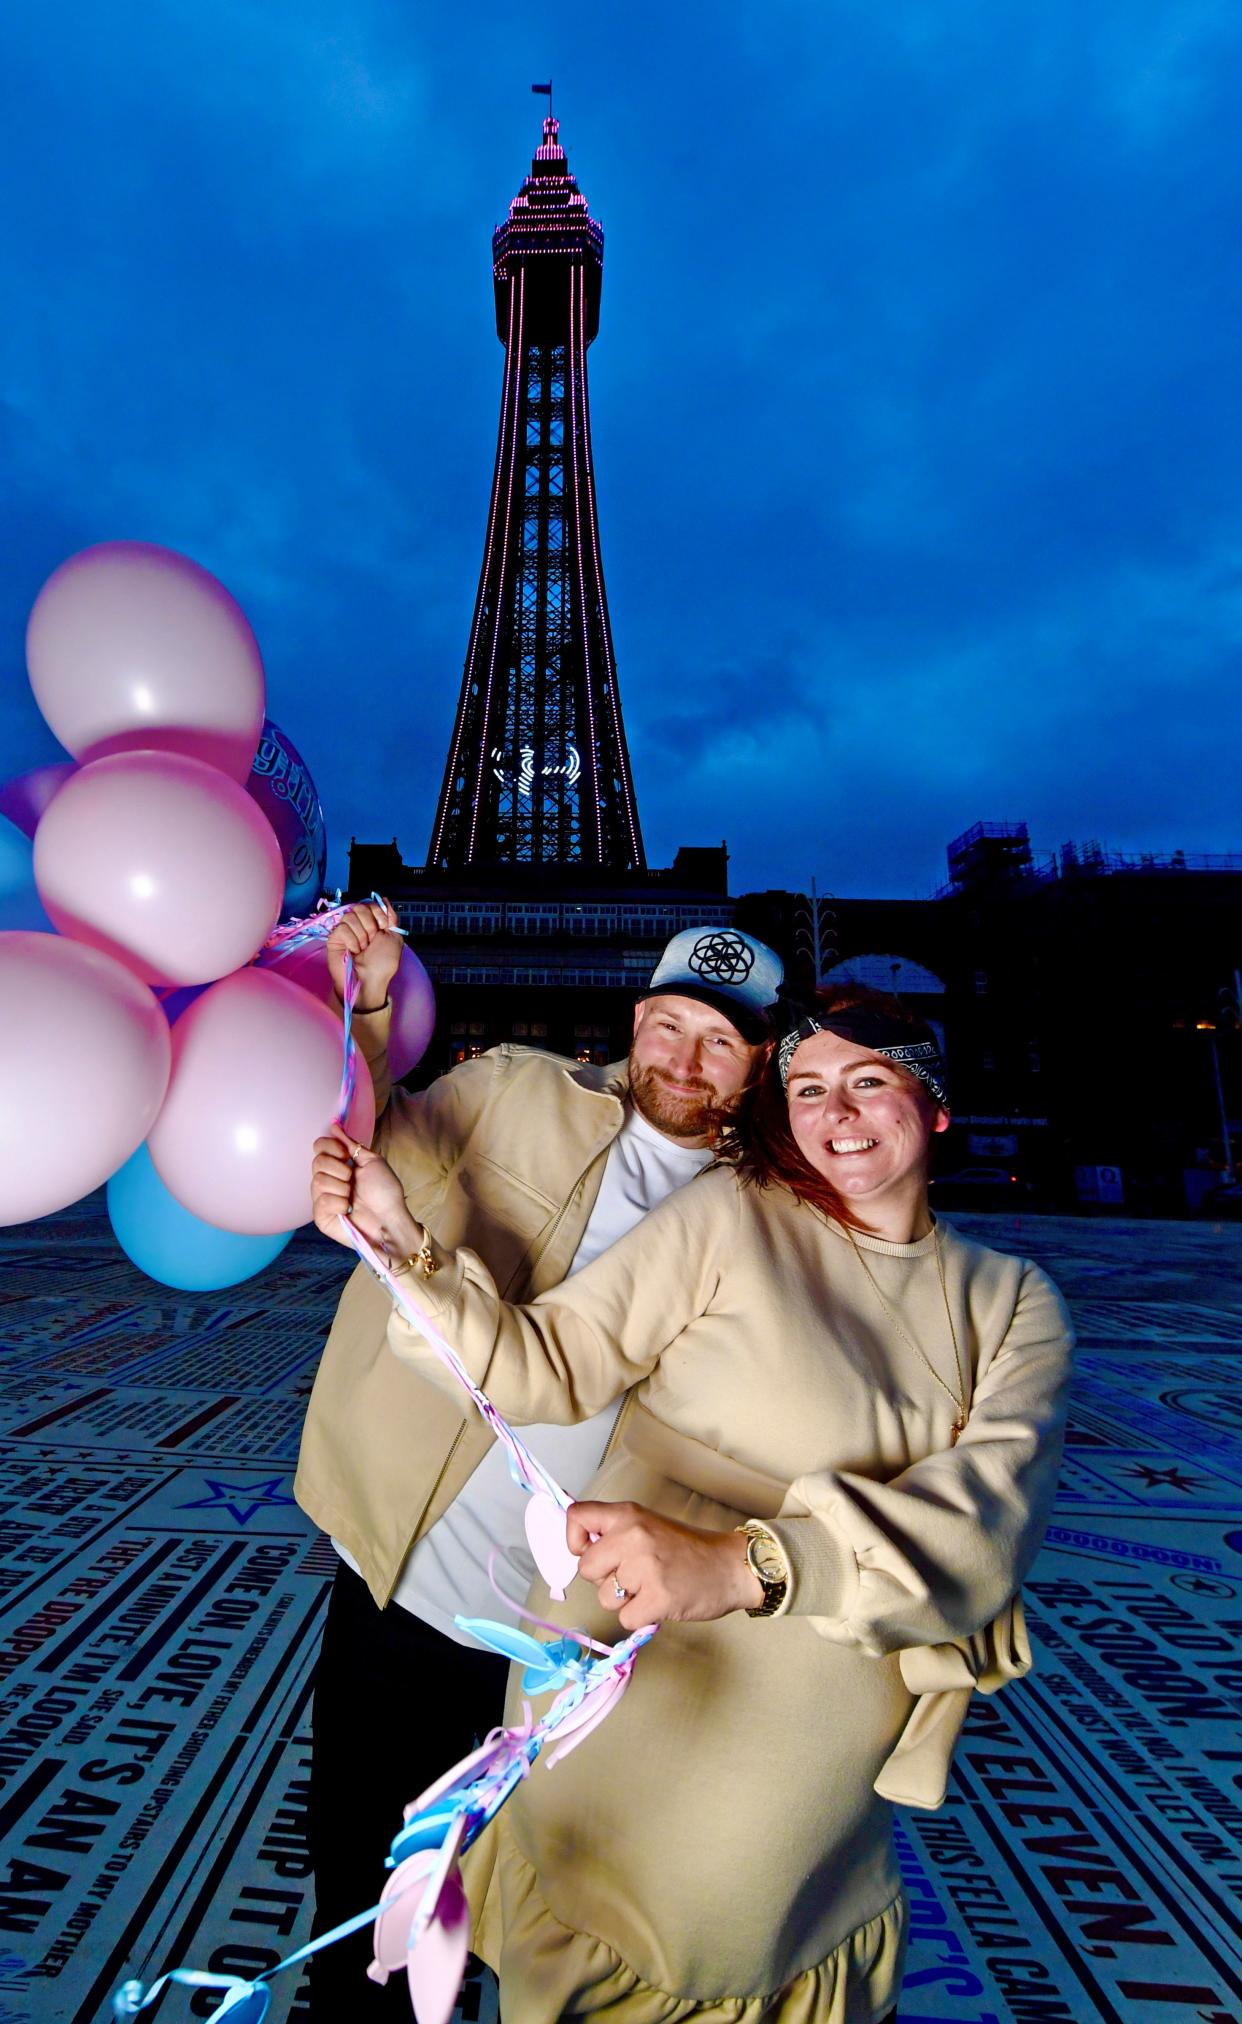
[974,971,989,996]
[509,904,560,936]
[449,903,501,935]
[567,908,611,936]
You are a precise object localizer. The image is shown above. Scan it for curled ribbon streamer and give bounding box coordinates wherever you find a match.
[254,891,407,1129]
[478,1543,615,1657]
[335,949,359,1124]
[110,1891,387,2017]
[258,890,408,967]
[112,1560,654,2020]
[343,1217,575,1520]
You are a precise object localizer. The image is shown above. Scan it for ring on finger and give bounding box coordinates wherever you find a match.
[612,1577,627,1603]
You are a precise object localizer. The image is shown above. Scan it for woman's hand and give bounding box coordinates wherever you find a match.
[311,1125,423,1256]
[567,1501,763,1632]
[327,898,402,1012]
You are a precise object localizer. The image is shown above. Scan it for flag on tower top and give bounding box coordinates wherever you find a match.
[531,81,552,95]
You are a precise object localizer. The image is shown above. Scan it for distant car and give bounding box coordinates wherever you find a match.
[1196,1181,1242,1220]
[929,1166,1029,1209]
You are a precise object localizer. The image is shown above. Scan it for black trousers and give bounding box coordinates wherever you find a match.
[306,1559,509,2019]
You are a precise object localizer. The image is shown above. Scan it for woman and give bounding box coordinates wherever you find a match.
[315,986,1072,2023]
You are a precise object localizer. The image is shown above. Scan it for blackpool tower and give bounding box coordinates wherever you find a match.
[427,116,646,873]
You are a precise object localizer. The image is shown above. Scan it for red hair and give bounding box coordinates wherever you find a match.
[723,984,938,1230]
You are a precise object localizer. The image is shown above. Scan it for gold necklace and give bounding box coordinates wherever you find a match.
[844,1224,969,1443]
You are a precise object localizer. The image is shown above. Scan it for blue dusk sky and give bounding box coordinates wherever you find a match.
[1,4,1240,898]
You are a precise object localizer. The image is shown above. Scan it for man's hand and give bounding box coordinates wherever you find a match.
[566,1501,764,1632]
[311,1125,424,1256]
[327,898,402,1012]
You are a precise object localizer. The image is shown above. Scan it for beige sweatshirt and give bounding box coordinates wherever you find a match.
[382,1165,1073,2010]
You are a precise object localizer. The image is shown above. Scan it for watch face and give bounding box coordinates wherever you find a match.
[748,1534,787,1582]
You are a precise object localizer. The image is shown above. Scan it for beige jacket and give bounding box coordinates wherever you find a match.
[293,1017,637,1604]
[384,1169,1073,2012]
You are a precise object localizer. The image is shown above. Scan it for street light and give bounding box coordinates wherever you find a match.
[793,878,837,989]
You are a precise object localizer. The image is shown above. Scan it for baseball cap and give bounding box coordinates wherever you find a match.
[638,927,784,1043]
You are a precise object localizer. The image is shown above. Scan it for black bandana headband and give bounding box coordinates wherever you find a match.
[777,1007,949,1110]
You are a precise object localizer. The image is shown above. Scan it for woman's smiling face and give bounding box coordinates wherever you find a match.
[784,1027,949,1227]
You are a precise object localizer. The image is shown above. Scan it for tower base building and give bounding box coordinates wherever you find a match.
[348,842,733,1070]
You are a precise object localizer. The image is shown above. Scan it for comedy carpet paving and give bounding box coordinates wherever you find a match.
[0,1198,1238,2024]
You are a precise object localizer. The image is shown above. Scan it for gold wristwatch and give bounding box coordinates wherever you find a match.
[737,1522,789,1618]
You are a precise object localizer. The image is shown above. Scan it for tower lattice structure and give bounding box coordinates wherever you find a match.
[428,117,645,873]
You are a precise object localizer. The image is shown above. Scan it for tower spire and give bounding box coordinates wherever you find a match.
[427,116,645,872]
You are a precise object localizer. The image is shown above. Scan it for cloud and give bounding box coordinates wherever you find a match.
[1,3,1241,903]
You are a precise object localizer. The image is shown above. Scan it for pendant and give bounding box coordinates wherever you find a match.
[951,1417,966,1445]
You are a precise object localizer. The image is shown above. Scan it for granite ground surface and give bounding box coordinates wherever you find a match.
[0,1200,1239,2023]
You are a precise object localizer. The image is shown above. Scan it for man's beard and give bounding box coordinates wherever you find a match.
[628,1059,726,1141]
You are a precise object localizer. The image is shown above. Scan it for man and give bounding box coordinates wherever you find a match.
[296,910,783,2013]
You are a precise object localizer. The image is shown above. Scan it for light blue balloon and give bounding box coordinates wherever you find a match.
[107,1143,293,1290]
[0,814,53,932]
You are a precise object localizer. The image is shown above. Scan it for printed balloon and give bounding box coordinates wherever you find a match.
[34,750,284,986]
[148,967,375,1234]
[246,718,328,918]
[26,540,265,780]
[0,932,171,1226]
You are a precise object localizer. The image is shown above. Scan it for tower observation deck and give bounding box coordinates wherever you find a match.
[427,116,646,872]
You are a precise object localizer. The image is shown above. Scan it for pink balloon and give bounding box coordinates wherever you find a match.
[26,541,265,781]
[148,967,375,1234]
[0,760,77,838]
[0,931,171,1226]
[272,938,436,1079]
[34,750,285,987]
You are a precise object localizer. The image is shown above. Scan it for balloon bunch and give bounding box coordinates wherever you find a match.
[0,539,435,1288]
[112,1210,656,2024]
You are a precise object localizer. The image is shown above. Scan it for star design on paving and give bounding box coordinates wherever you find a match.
[1175,1574,1235,1598]
[1120,1463,1210,1493]
[177,1477,295,1526]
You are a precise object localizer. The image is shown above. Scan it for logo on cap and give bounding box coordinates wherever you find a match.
[688,931,756,986]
